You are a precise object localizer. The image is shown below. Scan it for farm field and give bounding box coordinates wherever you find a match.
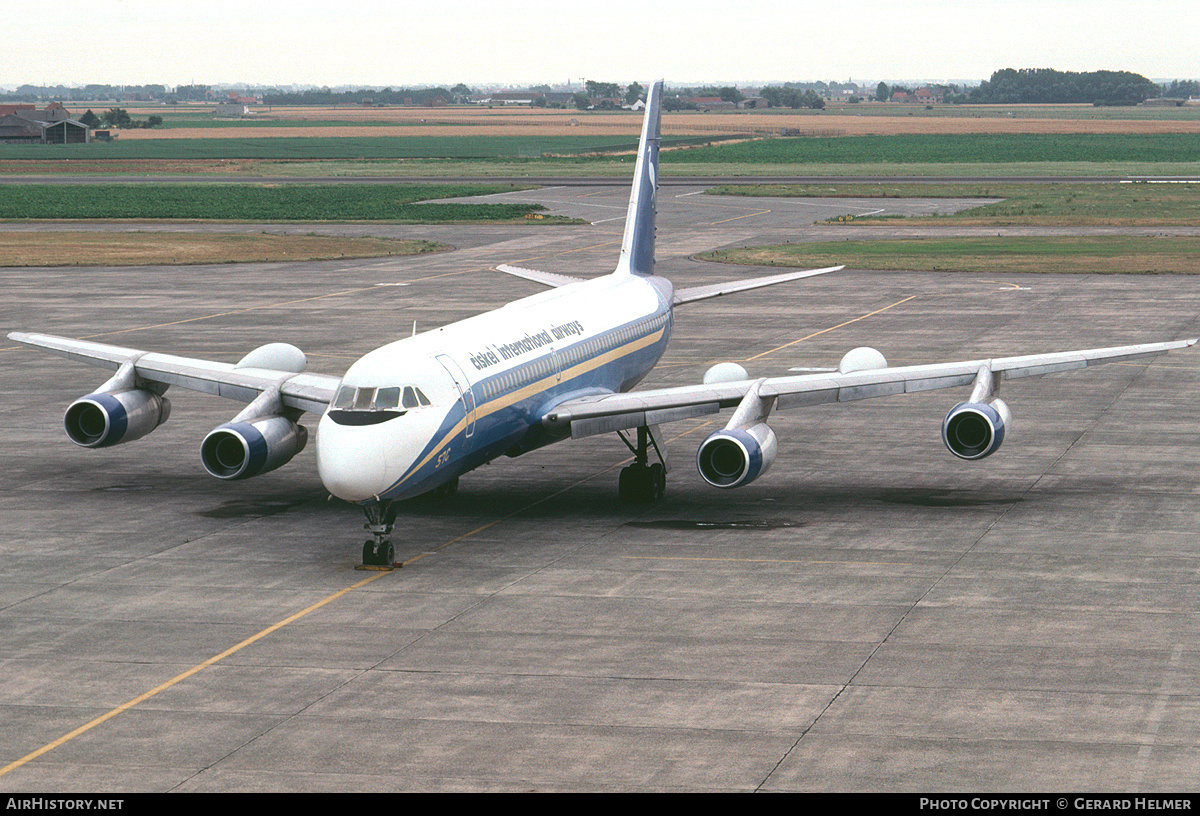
[74,101,1200,139]
[2,99,1199,178]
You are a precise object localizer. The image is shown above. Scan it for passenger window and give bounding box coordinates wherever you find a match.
[375,387,400,409]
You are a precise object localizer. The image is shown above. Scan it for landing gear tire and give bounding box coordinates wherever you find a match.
[362,539,395,567]
[359,500,399,568]
[617,425,668,504]
[619,462,665,504]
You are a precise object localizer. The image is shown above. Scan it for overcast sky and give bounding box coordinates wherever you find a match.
[2,0,1196,88]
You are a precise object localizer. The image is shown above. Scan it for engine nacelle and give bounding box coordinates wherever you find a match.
[696,422,778,489]
[942,399,1011,461]
[64,389,171,448]
[201,416,308,480]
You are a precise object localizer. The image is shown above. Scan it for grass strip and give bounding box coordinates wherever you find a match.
[708,182,1200,226]
[0,183,564,222]
[0,232,447,267]
[700,236,1200,275]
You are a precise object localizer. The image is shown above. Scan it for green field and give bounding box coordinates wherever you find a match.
[6,132,1200,167]
[0,183,564,222]
[700,236,1200,275]
[663,133,1200,165]
[0,135,670,161]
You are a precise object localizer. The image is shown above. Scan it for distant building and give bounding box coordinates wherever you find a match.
[0,113,43,143]
[215,103,250,118]
[477,93,537,105]
[0,105,91,143]
[685,96,736,111]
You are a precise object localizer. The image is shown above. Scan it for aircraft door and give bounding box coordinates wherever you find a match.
[435,354,476,438]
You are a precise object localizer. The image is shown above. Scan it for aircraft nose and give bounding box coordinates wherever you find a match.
[316,415,393,502]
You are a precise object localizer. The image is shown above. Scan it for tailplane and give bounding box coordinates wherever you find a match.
[614,80,663,277]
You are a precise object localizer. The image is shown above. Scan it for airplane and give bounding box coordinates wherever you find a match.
[8,80,1196,567]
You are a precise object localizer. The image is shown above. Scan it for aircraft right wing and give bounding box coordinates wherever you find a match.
[541,337,1197,440]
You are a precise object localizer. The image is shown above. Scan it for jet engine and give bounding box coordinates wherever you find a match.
[942,399,1011,461]
[696,423,778,488]
[64,389,171,448]
[201,416,308,480]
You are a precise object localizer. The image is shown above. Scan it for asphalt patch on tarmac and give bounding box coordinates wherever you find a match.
[874,488,1023,508]
[626,518,806,531]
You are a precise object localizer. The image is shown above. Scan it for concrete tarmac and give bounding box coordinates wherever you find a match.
[2,187,1200,792]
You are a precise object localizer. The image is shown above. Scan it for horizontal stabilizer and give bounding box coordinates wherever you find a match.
[674,265,843,305]
[495,264,584,289]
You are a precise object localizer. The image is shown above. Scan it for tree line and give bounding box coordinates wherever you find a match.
[966,68,1160,105]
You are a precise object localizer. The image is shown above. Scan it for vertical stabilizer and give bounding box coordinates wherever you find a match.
[614,80,663,277]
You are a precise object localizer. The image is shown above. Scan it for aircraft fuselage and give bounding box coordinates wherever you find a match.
[316,272,675,503]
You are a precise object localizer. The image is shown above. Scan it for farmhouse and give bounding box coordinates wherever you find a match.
[0,105,91,143]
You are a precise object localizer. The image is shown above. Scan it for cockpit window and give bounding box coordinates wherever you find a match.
[402,386,432,409]
[375,387,400,410]
[354,387,376,410]
[331,385,431,412]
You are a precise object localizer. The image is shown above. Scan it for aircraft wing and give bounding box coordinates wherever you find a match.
[542,338,1197,439]
[495,264,585,288]
[7,332,340,414]
[673,265,844,305]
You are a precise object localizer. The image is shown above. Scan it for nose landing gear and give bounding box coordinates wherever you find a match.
[360,501,397,568]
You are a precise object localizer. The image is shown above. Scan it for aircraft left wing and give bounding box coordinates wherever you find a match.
[542,338,1197,440]
[7,332,340,414]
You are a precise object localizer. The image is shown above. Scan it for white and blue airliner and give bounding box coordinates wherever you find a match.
[10,81,1195,566]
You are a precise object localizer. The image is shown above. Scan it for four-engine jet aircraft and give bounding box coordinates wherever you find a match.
[9,81,1196,565]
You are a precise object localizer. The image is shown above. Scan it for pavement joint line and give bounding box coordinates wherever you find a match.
[745,295,919,361]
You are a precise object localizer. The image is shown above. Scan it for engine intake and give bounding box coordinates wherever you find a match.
[942,399,1010,460]
[201,416,308,480]
[64,389,171,448]
[696,423,778,488]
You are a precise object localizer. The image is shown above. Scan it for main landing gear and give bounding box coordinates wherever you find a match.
[617,425,668,504]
